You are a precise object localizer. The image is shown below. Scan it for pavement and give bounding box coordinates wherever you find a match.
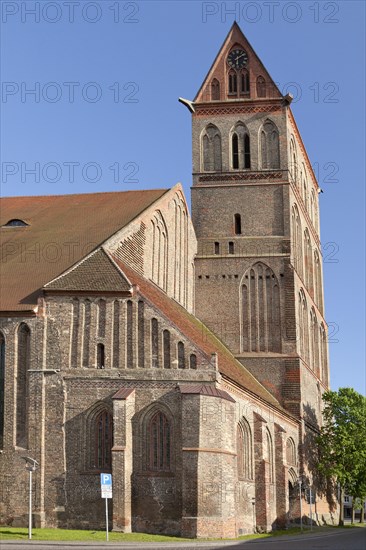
[1,526,365,547]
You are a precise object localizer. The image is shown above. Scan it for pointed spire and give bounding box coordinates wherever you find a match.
[194,23,282,103]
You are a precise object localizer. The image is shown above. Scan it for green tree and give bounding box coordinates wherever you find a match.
[316,388,366,525]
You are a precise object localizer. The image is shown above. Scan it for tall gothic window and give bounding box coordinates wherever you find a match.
[234,213,242,235]
[314,251,323,312]
[286,438,296,465]
[290,138,297,182]
[151,318,159,368]
[97,343,105,369]
[232,133,239,169]
[112,300,120,369]
[231,123,250,170]
[228,70,237,94]
[71,298,80,368]
[240,69,250,95]
[16,323,30,447]
[319,323,328,384]
[237,419,253,479]
[127,300,133,368]
[211,78,220,100]
[95,410,113,470]
[82,299,91,367]
[149,411,171,472]
[298,289,309,363]
[241,263,281,352]
[189,354,197,369]
[265,428,274,483]
[310,308,318,376]
[163,330,171,369]
[291,204,303,279]
[138,301,145,368]
[261,120,280,169]
[256,76,266,98]
[0,332,5,449]
[202,124,222,172]
[178,341,185,369]
[304,229,314,295]
[97,299,106,338]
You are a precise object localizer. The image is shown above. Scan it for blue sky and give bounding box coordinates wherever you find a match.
[1,0,365,394]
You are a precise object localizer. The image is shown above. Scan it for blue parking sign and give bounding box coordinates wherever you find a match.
[100,473,112,486]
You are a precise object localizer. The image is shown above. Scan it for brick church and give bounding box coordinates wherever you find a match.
[0,24,337,537]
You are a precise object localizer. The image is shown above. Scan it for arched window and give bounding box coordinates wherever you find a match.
[148,411,171,472]
[310,189,315,224]
[16,323,30,447]
[240,69,250,95]
[202,124,222,172]
[151,318,159,368]
[228,70,237,94]
[0,332,5,449]
[71,298,80,368]
[151,211,168,292]
[302,171,308,211]
[189,354,197,370]
[286,438,296,465]
[256,76,266,98]
[291,204,303,278]
[290,138,297,182]
[314,250,323,312]
[228,242,234,254]
[265,428,274,483]
[232,133,239,169]
[214,242,220,255]
[163,330,171,369]
[211,78,220,100]
[237,419,253,479]
[97,343,105,369]
[127,300,133,368]
[319,323,328,384]
[234,213,242,235]
[231,123,250,170]
[261,120,280,169]
[310,308,318,375]
[95,410,113,470]
[241,263,281,352]
[138,300,145,368]
[82,299,91,368]
[113,300,120,369]
[178,341,185,369]
[298,289,309,363]
[97,299,106,338]
[304,229,313,295]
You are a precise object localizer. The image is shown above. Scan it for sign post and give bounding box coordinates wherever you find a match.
[21,457,39,541]
[100,473,112,541]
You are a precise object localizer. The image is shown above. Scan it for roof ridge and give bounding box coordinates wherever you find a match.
[1,188,169,200]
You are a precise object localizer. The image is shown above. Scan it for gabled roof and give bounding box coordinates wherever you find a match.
[111,253,282,410]
[45,248,132,293]
[0,189,167,312]
[194,22,282,102]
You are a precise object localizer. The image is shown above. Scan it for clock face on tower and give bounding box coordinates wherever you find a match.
[227,49,248,69]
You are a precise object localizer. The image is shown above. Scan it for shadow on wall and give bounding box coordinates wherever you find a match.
[302,402,338,517]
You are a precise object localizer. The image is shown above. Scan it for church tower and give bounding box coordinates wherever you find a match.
[189,23,329,426]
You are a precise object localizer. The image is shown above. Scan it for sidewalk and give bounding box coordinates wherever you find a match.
[2,526,360,547]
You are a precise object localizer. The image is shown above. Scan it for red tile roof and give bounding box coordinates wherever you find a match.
[0,190,167,312]
[111,254,282,409]
[178,383,235,403]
